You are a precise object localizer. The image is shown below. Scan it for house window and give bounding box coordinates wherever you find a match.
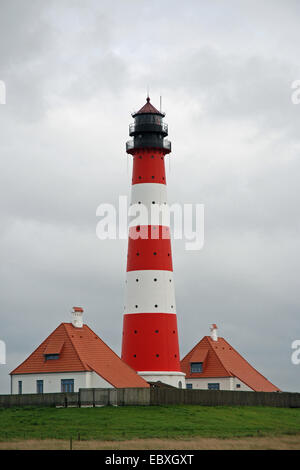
[45,354,59,360]
[18,381,22,395]
[236,384,241,389]
[186,383,193,389]
[61,379,74,393]
[190,362,203,373]
[36,380,43,394]
[208,383,220,390]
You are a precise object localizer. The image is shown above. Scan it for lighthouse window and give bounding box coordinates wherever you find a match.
[153,252,157,255]
[155,304,158,308]
[171,305,173,309]
[191,362,203,373]
[136,278,139,282]
[134,330,138,334]
[156,354,159,357]
[155,330,159,333]
[154,278,157,282]
[136,252,139,256]
[135,305,138,308]
[152,175,155,179]
[133,354,136,357]
[139,176,142,179]
[152,201,155,204]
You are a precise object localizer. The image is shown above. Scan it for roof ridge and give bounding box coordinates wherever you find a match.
[206,337,232,376]
[63,323,90,371]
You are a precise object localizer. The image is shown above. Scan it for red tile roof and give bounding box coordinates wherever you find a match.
[190,348,209,364]
[10,323,149,388]
[181,336,280,392]
[44,339,64,355]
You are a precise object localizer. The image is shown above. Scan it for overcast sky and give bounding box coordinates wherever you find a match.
[0,0,300,393]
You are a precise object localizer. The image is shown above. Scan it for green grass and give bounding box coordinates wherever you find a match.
[0,405,299,441]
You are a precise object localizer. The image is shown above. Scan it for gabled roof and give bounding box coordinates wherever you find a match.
[10,323,149,388]
[133,97,164,117]
[181,336,280,392]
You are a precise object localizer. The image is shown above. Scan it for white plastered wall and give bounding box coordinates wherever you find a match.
[11,371,113,394]
[138,371,186,389]
[185,376,252,391]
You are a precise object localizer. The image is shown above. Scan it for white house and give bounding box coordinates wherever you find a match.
[181,324,280,392]
[10,308,148,394]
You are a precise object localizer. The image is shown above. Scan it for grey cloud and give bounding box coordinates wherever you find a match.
[1,0,300,394]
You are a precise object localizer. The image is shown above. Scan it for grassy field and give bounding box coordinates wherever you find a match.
[0,405,300,443]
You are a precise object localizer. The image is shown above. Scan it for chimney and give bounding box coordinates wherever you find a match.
[72,307,83,328]
[210,323,218,341]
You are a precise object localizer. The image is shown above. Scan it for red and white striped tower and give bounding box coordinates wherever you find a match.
[121,97,185,388]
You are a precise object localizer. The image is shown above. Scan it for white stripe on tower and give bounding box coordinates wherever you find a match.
[129,183,168,227]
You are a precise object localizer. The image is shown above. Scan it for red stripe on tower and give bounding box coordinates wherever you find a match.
[121,97,185,388]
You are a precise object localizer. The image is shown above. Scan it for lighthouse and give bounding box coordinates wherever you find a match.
[121,97,186,388]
